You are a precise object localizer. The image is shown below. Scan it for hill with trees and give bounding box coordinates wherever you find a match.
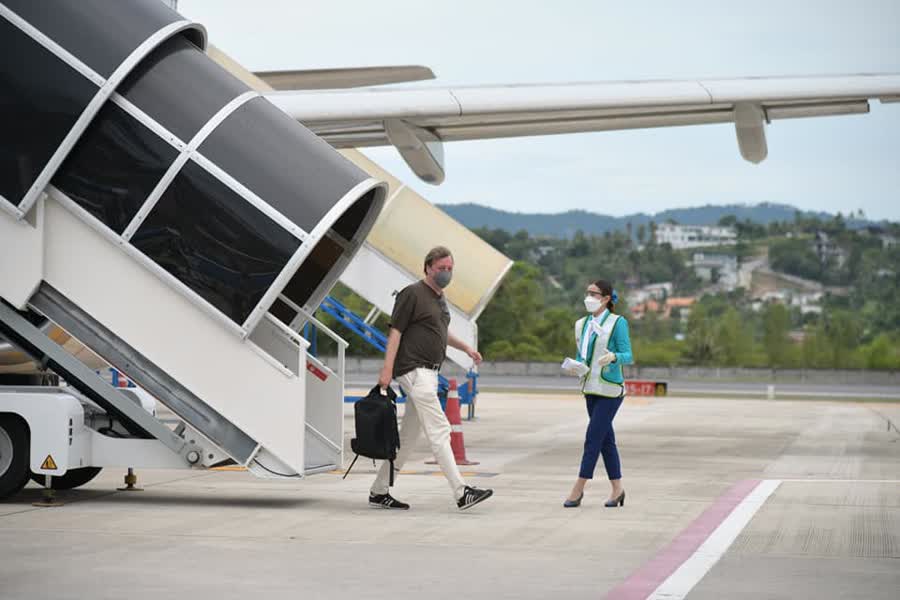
[438,202,867,238]
[324,210,900,370]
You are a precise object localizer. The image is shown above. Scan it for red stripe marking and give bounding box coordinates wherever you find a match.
[306,361,328,382]
[605,478,761,600]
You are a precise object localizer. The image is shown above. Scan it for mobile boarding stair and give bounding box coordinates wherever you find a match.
[0,0,387,499]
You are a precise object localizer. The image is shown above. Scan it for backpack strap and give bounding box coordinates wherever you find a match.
[342,453,360,480]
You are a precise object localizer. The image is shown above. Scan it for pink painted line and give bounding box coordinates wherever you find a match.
[605,478,762,600]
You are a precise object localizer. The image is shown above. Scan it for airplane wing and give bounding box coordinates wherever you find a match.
[255,65,435,90]
[264,73,900,184]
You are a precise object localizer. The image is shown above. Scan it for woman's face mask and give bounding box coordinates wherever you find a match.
[584,295,605,313]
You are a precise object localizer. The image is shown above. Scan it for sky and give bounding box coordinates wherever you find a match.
[178,0,900,221]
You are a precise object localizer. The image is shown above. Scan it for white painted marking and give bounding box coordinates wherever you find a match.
[777,479,900,483]
[647,479,781,600]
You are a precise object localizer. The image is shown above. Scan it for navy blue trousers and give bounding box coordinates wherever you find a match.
[579,394,623,480]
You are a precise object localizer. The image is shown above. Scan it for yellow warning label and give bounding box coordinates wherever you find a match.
[40,455,58,470]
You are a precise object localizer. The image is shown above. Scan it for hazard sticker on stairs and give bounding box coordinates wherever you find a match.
[306,361,328,382]
[40,455,58,470]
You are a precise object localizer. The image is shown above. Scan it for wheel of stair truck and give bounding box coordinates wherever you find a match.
[30,467,103,490]
[0,414,31,500]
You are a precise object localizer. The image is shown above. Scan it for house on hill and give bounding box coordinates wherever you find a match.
[655,224,737,249]
[631,296,696,322]
[629,282,674,305]
[692,253,739,289]
[812,231,848,267]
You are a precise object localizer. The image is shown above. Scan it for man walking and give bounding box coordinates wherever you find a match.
[369,246,494,511]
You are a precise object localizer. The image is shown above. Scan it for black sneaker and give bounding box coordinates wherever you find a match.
[369,492,410,510]
[457,486,494,511]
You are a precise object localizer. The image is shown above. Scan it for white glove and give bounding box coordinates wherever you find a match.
[561,357,589,377]
[596,351,616,367]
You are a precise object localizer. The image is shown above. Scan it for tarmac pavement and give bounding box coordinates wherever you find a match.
[1,391,898,599]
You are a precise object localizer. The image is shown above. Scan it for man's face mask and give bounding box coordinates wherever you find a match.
[433,270,453,289]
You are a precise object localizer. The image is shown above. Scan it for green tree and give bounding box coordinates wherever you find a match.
[734,239,753,265]
[861,334,900,370]
[715,307,749,366]
[735,219,766,240]
[632,339,683,366]
[762,303,791,367]
[472,227,512,252]
[533,307,580,358]
[769,238,821,281]
[569,231,590,257]
[478,262,547,357]
[821,308,865,368]
[683,305,717,364]
[484,340,515,360]
[801,321,830,368]
[718,214,738,227]
[634,309,674,342]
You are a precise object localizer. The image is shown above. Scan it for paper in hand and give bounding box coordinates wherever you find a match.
[561,357,589,377]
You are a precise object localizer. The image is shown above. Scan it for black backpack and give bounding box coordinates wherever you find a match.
[343,385,401,485]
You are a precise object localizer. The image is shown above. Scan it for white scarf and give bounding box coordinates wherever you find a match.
[579,309,608,361]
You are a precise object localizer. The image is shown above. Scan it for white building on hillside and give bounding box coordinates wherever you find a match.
[752,290,823,315]
[629,282,673,305]
[813,231,848,267]
[692,253,739,289]
[655,224,737,249]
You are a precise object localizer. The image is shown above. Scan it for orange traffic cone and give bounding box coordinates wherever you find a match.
[426,378,479,466]
[445,379,479,465]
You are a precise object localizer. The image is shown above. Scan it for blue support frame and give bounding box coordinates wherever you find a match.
[319,296,386,352]
[302,321,318,357]
[108,367,135,388]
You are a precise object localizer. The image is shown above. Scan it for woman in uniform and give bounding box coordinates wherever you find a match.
[564,279,633,508]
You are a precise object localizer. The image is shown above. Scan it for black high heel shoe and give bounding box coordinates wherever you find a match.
[604,491,625,507]
[563,492,583,508]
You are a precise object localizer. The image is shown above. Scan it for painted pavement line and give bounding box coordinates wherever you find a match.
[776,478,900,483]
[605,478,780,600]
[646,479,781,599]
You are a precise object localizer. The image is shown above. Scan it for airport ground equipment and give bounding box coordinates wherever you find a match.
[0,0,388,499]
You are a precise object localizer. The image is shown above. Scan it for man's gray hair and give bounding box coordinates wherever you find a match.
[424,246,453,274]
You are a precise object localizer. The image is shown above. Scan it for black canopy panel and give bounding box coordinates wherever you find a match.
[1,0,386,330]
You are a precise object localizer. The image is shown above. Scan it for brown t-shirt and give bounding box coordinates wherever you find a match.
[389,280,451,377]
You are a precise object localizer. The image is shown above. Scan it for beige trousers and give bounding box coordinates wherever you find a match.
[370,368,466,499]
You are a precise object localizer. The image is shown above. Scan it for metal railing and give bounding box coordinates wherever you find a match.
[275,294,349,389]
